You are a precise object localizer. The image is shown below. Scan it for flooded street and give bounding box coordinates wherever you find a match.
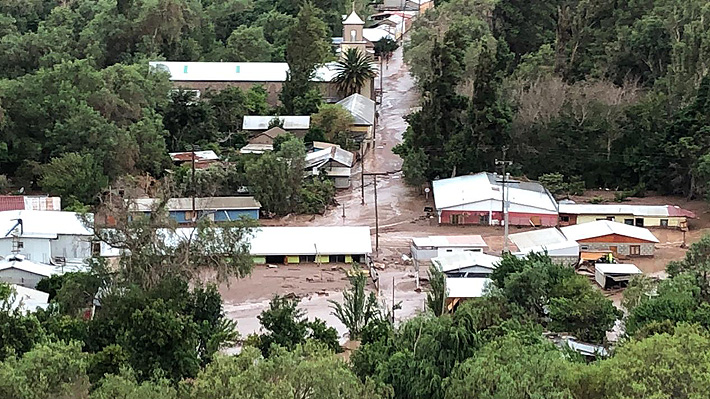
[221,44,428,342]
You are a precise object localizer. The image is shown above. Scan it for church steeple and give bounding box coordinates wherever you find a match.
[341,8,366,54]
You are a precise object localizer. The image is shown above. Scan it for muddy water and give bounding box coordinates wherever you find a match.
[224,45,428,342]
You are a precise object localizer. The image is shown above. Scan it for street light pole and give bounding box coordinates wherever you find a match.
[191,144,196,222]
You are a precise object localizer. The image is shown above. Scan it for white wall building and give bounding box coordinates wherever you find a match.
[0,210,94,264]
[411,235,489,263]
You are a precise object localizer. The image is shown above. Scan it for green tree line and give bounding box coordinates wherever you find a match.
[397,0,710,199]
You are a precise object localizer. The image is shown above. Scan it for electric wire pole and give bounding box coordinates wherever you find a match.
[495,146,513,253]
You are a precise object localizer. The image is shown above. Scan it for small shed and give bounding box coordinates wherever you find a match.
[594,263,642,289]
[169,150,219,169]
[432,252,501,278]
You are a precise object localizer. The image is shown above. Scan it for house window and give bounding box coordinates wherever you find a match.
[635,218,644,227]
[596,218,606,221]
[630,245,641,256]
[91,242,101,256]
[446,249,453,253]
[606,216,615,221]
[183,65,188,73]
[624,219,634,225]
[464,249,482,252]
[660,219,669,227]
[235,65,241,73]
[350,29,357,41]
[560,216,570,222]
[581,245,589,250]
[184,211,195,221]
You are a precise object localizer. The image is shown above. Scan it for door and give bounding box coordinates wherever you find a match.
[609,246,618,257]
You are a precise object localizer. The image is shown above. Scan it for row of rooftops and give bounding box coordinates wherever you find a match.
[432,172,696,219]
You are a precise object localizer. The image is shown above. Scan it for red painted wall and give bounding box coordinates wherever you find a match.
[440,210,557,226]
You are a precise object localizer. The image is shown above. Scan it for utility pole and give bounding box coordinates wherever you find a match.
[361,145,365,205]
[191,144,197,223]
[364,172,387,252]
[495,146,513,253]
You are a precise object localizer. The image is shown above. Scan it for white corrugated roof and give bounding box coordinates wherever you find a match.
[9,284,49,311]
[559,203,669,216]
[595,263,642,275]
[445,277,490,298]
[163,226,372,256]
[509,228,571,250]
[561,220,659,243]
[240,144,273,154]
[0,210,93,239]
[0,254,57,277]
[432,172,557,213]
[363,28,394,42]
[149,61,339,83]
[305,147,354,169]
[433,252,500,273]
[242,116,311,130]
[248,226,372,256]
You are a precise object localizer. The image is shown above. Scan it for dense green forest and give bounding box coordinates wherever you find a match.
[397,0,710,199]
[0,0,370,209]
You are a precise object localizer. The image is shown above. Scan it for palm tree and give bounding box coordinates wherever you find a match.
[333,48,378,96]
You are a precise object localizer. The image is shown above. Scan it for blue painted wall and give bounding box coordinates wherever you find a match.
[168,209,259,224]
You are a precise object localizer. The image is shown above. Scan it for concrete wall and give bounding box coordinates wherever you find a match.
[51,235,92,262]
[436,247,484,257]
[0,268,46,288]
[577,242,655,257]
[439,210,557,227]
[168,209,259,224]
[0,237,52,263]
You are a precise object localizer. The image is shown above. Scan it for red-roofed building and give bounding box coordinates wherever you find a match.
[0,196,61,211]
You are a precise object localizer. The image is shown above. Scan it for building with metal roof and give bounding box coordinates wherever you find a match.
[0,210,93,264]
[305,147,354,188]
[149,61,343,105]
[509,228,579,264]
[432,172,558,226]
[131,197,261,224]
[558,203,696,228]
[336,93,376,148]
[561,220,659,257]
[242,116,311,131]
[410,235,488,265]
[0,196,61,212]
[0,254,65,288]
